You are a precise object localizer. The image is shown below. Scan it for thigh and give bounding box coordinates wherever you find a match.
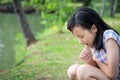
[77,64,110,80]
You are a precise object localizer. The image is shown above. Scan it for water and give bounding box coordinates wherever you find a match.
[0,26,15,70]
[0,13,43,70]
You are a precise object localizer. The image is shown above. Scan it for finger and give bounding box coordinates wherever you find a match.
[80,52,89,59]
[85,45,92,53]
[83,47,89,52]
[83,47,92,56]
[82,49,90,57]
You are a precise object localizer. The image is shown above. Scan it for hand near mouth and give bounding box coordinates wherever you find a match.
[80,45,93,64]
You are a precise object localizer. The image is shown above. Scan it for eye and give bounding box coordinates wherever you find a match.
[78,35,84,38]
[80,36,84,38]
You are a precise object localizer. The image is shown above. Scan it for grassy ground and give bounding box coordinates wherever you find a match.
[0,14,120,80]
[0,31,84,80]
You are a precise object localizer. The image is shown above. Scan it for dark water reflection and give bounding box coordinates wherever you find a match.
[0,13,43,70]
[0,28,15,70]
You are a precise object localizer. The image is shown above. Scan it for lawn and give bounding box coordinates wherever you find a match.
[0,14,120,80]
[0,31,84,80]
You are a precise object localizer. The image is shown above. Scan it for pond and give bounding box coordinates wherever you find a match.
[0,13,43,70]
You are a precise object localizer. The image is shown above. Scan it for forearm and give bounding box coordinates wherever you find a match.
[96,60,119,79]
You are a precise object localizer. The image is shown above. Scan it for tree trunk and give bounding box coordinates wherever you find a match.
[100,0,106,18]
[13,0,37,46]
[110,0,118,17]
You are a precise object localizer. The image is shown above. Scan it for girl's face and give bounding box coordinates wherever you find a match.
[72,25,97,48]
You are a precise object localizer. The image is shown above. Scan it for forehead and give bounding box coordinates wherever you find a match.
[72,26,86,35]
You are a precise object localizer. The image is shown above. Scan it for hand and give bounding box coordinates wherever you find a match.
[80,45,93,63]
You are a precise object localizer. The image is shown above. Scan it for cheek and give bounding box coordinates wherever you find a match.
[86,34,95,42]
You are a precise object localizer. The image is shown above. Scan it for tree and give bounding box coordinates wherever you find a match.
[13,0,37,46]
[100,0,106,18]
[110,0,118,17]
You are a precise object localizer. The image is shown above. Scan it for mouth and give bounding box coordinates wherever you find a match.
[86,43,91,48]
[86,43,89,46]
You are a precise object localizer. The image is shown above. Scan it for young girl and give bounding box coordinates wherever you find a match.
[67,7,120,80]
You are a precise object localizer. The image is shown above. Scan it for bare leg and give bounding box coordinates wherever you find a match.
[67,64,80,80]
[76,64,110,80]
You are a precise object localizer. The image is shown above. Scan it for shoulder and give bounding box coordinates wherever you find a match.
[103,29,119,39]
[103,29,120,45]
[103,29,118,36]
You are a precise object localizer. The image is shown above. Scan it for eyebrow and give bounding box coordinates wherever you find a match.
[75,33,83,37]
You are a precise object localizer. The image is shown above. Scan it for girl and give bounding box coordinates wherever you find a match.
[67,7,120,80]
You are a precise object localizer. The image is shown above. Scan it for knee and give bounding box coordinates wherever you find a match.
[67,64,80,80]
[76,64,86,76]
[76,64,90,79]
[77,64,88,73]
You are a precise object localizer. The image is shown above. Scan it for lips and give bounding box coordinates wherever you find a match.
[86,43,91,48]
[86,43,89,47]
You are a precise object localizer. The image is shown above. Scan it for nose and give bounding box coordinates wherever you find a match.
[79,39,84,45]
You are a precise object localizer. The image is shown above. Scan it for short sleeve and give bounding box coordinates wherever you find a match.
[103,30,120,46]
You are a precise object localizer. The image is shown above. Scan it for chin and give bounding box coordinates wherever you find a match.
[88,45,93,48]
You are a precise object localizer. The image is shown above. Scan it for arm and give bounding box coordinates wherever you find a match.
[94,39,119,79]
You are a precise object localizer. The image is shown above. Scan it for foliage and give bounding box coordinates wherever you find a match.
[22,0,80,32]
[0,0,12,4]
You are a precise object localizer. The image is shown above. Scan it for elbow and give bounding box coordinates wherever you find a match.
[107,71,119,79]
[107,67,119,79]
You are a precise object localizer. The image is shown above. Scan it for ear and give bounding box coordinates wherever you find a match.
[91,24,97,33]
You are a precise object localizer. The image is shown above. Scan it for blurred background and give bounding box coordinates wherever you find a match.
[0,0,120,80]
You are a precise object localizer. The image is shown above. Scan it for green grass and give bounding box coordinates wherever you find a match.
[0,31,84,80]
[0,13,120,80]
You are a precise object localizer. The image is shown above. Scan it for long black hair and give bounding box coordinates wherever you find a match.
[67,7,119,50]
